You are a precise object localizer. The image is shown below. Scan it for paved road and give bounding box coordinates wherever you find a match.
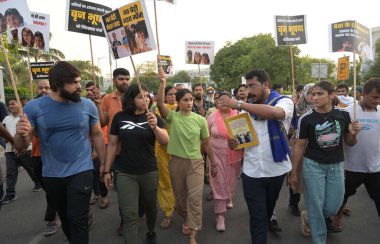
[1,155,379,244]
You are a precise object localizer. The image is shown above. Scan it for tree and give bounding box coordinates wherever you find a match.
[210,34,301,91]
[363,38,380,81]
[296,55,336,85]
[133,61,159,92]
[166,70,192,86]
[68,60,102,84]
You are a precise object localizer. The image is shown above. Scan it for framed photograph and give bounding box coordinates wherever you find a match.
[224,113,259,149]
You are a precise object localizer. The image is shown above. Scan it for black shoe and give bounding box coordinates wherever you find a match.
[268,219,282,232]
[325,218,342,233]
[117,221,124,236]
[146,231,157,244]
[288,204,301,217]
[1,195,17,205]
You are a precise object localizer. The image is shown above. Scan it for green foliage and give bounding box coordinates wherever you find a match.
[166,70,192,85]
[210,34,337,91]
[67,60,101,82]
[4,86,31,104]
[296,56,336,84]
[363,38,380,81]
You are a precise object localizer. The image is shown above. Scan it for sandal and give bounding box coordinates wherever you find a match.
[160,216,173,229]
[182,224,191,235]
[89,195,100,205]
[100,197,109,209]
[206,191,213,201]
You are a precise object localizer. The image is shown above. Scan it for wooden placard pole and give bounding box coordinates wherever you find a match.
[0,35,22,110]
[289,45,295,95]
[353,51,357,120]
[129,56,148,112]
[89,35,97,87]
[153,0,162,70]
[26,50,34,99]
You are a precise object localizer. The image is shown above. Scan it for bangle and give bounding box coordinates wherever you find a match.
[103,171,111,176]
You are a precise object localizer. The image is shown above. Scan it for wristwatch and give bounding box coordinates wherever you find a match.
[236,100,244,111]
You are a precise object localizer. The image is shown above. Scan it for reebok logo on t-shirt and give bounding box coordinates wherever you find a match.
[120,121,148,130]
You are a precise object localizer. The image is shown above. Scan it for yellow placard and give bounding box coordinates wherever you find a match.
[337,56,350,81]
[118,2,144,26]
[224,113,259,149]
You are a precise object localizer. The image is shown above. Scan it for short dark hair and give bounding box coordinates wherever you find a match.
[363,78,380,94]
[176,89,192,103]
[165,85,175,96]
[113,68,130,79]
[8,97,17,103]
[122,83,149,114]
[245,69,270,84]
[336,83,349,92]
[271,83,283,90]
[20,97,28,101]
[296,84,304,93]
[49,61,81,92]
[85,81,99,88]
[193,83,203,91]
[218,92,232,99]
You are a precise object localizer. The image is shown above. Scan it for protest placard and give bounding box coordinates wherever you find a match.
[274,15,307,46]
[7,12,50,51]
[30,62,54,80]
[329,20,373,60]
[0,0,32,34]
[65,0,111,37]
[185,41,215,65]
[101,1,156,60]
[337,56,350,81]
[158,55,173,75]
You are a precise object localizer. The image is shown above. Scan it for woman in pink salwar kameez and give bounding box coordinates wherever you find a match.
[207,92,243,232]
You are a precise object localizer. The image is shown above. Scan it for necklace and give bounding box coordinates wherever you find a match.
[314,107,333,120]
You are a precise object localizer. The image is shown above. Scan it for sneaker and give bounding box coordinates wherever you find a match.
[325,217,342,233]
[301,210,311,236]
[268,219,282,232]
[44,222,58,236]
[216,215,225,232]
[33,185,42,192]
[146,231,157,244]
[1,195,17,205]
[288,204,301,216]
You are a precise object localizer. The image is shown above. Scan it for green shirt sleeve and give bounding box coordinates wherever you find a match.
[166,109,174,122]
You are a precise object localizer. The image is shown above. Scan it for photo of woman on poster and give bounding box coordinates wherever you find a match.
[193,51,201,64]
[0,13,7,33]
[201,53,210,65]
[21,27,34,47]
[4,8,26,29]
[135,21,152,53]
[34,31,45,50]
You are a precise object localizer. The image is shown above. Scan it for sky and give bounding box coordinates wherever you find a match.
[21,0,380,80]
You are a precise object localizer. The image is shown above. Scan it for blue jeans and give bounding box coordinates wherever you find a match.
[242,173,285,244]
[303,157,344,244]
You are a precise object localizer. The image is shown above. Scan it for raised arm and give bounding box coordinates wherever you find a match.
[156,68,169,119]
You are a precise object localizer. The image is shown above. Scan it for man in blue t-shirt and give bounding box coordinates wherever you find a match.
[14,61,106,244]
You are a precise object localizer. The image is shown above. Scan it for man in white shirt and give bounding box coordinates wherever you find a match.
[221,69,294,244]
[334,78,380,228]
[1,98,40,205]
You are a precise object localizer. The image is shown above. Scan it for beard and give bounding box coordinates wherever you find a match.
[60,88,81,103]
[194,93,202,101]
[115,84,129,93]
[35,92,48,99]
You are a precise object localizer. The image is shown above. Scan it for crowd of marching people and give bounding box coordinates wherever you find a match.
[0,61,379,244]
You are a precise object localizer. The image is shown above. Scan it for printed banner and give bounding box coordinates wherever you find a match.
[101,1,156,59]
[146,0,178,4]
[329,20,373,60]
[158,55,173,75]
[185,41,215,65]
[7,12,50,51]
[66,0,111,37]
[274,15,307,46]
[337,56,350,81]
[30,62,54,80]
[0,0,32,34]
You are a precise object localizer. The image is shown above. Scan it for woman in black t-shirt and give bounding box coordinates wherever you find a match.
[103,84,169,244]
[289,81,360,244]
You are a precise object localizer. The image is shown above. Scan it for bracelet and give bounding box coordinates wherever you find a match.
[103,171,111,176]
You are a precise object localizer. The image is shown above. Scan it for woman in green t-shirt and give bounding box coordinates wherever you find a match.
[156,69,217,244]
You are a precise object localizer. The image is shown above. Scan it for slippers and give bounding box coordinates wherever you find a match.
[160,216,173,229]
[182,224,191,235]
